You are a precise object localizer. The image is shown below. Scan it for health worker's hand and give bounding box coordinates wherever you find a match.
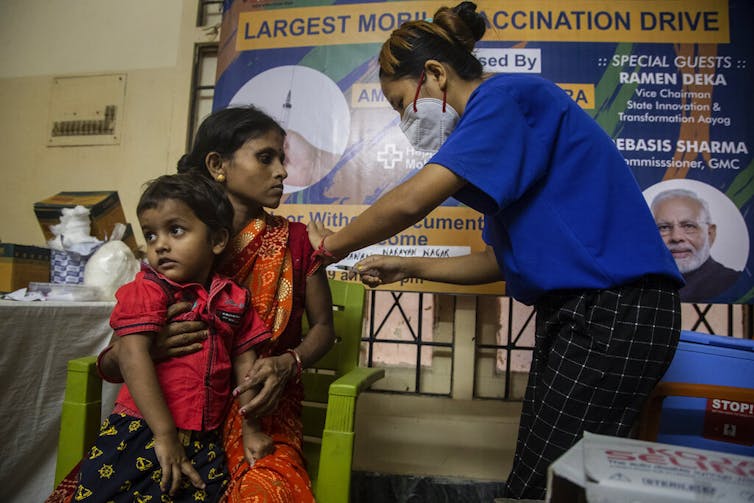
[354,255,409,288]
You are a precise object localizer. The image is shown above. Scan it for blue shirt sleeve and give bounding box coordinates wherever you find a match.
[431,76,566,215]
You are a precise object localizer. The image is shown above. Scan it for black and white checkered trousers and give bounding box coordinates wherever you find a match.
[502,275,681,500]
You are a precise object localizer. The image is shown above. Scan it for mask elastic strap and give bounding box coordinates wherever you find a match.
[412,71,425,113]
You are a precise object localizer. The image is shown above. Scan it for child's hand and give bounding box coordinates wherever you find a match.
[242,423,275,466]
[153,432,206,496]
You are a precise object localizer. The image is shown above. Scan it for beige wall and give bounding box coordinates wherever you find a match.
[0,0,199,248]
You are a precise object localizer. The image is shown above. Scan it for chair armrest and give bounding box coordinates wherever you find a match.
[55,356,103,485]
[317,367,385,503]
[329,367,386,398]
[324,367,385,432]
[638,382,754,441]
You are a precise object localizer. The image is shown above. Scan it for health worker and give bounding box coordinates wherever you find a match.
[307,1,684,499]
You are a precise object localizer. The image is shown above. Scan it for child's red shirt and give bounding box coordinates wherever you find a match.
[110,268,270,431]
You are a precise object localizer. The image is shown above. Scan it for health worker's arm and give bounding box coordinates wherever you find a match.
[355,246,502,287]
[308,163,466,260]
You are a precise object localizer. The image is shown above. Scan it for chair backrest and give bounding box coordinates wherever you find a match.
[300,279,366,479]
[310,279,365,375]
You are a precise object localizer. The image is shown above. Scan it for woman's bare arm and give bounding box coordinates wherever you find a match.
[295,267,336,366]
[234,267,335,417]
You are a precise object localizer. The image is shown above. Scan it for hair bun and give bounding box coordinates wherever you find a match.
[453,2,486,43]
[176,154,193,173]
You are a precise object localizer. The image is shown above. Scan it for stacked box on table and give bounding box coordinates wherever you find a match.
[0,244,50,292]
[33,191,137,251]
[657,331,754,456]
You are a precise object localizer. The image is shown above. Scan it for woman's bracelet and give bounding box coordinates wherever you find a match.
[285,348,303,383]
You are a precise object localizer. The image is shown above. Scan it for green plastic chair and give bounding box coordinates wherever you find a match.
[55,279,385,503]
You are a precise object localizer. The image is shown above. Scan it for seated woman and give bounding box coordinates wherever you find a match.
[48,105,334,503]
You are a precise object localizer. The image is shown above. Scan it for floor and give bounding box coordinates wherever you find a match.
[351,472,508,503]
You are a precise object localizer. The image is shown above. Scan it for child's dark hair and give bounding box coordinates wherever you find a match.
[177,105,286,177]
[137,173,234,237]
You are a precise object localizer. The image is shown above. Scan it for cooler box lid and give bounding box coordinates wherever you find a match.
[679,330,754,352]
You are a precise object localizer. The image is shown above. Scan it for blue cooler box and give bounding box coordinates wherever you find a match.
[657,330,754,456]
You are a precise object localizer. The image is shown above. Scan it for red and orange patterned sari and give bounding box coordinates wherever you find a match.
[217,214,318,503]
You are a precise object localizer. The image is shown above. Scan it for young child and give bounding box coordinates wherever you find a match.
[75,174,274,502]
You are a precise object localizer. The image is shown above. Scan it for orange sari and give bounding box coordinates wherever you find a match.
[217,214,318,503]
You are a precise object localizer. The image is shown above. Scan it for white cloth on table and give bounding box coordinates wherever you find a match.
[0,300,117,503]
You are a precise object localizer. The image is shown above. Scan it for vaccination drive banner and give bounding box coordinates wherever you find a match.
[215,0,753,303]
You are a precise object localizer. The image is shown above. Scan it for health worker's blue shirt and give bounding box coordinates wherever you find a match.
[430,74,683,305]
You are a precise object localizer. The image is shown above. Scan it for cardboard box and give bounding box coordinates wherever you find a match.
[0,244,51,292]
[658,331,754,456]
[33,191,137,251]
[547,432,754,502]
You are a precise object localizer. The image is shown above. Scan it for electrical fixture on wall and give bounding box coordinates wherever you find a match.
[47,73,126,147]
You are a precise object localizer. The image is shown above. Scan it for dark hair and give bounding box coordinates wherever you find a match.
[379,1,485,80]
[137,173,234,238]
[177,105,286,178]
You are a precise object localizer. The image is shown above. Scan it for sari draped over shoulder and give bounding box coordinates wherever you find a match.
[218,214,317,503]
[218,214,293,346]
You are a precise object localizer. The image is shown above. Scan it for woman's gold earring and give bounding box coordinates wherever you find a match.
[216,174,226,183]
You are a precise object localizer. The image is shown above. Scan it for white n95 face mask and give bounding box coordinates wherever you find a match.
[399,97,460,153]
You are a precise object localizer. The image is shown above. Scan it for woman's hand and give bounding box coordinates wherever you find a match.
[152,302,208,360]
[355,255,409,287]
[234,353,297,418]
[233,268,336,419]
